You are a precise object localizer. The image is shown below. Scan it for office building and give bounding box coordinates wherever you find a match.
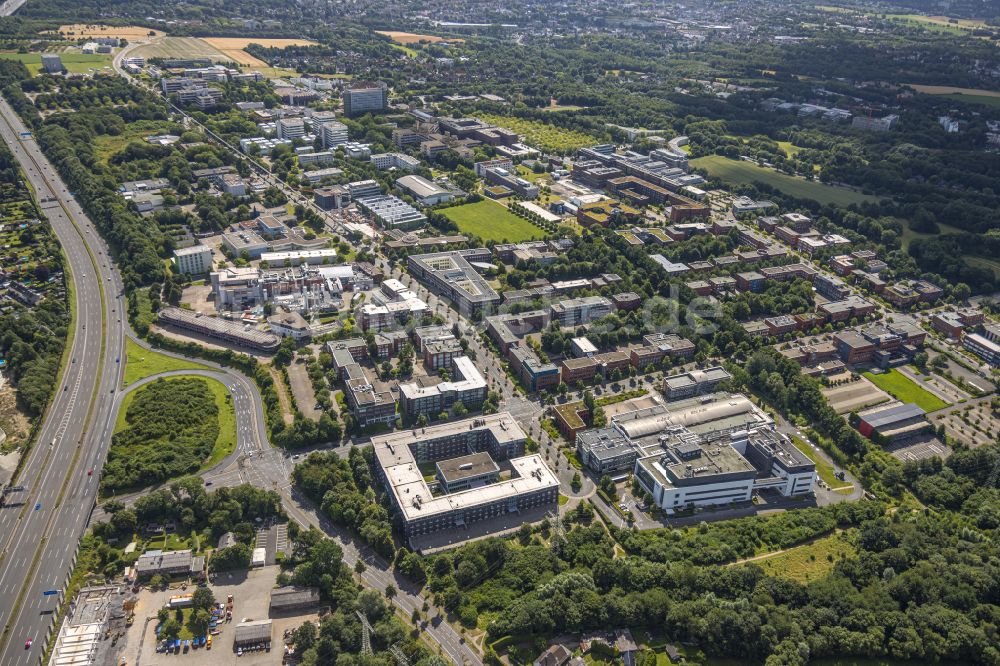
[343,362,397,427]
[550,296,613,327]
[371,413,559,542]
[371,152,422,171]
[343,83,388,116]
[964,332,1000,366]
[398,356,487,417]
[355,195,427,230]
[319,121,349,148]
[173,245,213,275]
[408,249,500,316]
[662,367,732,401]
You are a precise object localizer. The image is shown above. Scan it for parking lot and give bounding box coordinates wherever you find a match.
[120,565,316,666]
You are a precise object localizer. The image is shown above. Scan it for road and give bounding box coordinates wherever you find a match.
[0,96,126,665]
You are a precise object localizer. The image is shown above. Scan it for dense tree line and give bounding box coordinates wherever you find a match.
[292,448,395,558]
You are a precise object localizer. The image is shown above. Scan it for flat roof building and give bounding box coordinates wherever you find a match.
[662,366,732,401]
[371,413,559,543]
[408,249,501,317]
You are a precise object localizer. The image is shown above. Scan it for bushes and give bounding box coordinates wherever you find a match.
[102,378,219,492]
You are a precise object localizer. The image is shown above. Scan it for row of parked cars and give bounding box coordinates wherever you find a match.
[156,634,212,654]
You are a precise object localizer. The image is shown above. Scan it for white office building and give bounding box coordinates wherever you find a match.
[173,245,213,275]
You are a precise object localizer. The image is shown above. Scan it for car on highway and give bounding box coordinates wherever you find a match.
[24,638,31,649]
[87,469,93,476]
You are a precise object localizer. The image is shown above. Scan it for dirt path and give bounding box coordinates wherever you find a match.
[729,529,842,566]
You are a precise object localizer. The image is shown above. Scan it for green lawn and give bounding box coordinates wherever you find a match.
[862,368,950,413]
[789,436,852,492]
[0,51,113,75]
[441,199,544,243]
[753,533,856,584]
[200,376,237,470]
[123,337,210,386]
[691,155,880,207]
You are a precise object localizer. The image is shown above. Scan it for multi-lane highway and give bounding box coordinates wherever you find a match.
[0,96,126,665]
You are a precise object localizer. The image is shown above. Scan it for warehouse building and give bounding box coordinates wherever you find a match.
[269,587,320,615]
[856,402,930,443]
[234,620,272,649]
[371,413,559,543]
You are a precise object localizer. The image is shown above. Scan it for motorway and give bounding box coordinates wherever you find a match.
[0,96,126,665]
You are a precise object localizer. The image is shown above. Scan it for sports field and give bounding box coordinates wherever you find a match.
[862,368,950,413]
[691,155,880,207]
[441,200,544,243]
[0,52,112,75]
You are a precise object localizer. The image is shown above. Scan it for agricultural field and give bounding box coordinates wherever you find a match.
[375,31,461,44]
[441,199,544,243]
[0,52,112,75]
[131,36,228,63]
[477,113,601,154]
[50,24,163,41]
[906,83,1000,108]
[753,532,857,583]
[691,155,881,207]
[862,368,951,413]
[202,37,318,67]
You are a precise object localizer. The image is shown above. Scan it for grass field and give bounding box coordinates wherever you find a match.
[0,52,112,75]
[476,113,599,154]
[776,140,805,157]
[691,155,880,207]
[897,216,965,249]
[123,337,210,386]
[753,533,856,583]
[963,255,1000,279]
[862,368,951,412]
[441,200,544,243]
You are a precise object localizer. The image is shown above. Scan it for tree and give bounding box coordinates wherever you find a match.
[192,585,216,611]
[385,584,397,600]
[160,618,182,641]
